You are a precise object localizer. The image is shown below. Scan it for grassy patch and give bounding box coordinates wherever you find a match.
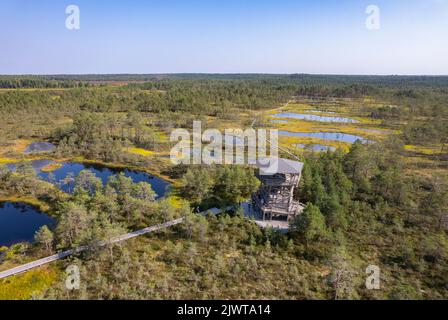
[124,147,157,157]
[0,157,18,164]
[0,266,58,300]
[279,135,351,152]
[0,139,32,155]
[404,144,443,155]
[41,163,63,173]
[165,194,188,209]
[262,98,396,152]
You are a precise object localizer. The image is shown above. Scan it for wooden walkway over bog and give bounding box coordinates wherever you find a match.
[0,201,292,280]
[0,218,184,280]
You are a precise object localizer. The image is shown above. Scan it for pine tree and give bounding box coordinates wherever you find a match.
[35,225,54,254]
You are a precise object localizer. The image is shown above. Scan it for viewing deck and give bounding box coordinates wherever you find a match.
[253,195,303,218]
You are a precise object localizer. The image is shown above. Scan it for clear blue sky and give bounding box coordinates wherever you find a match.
[1,0,447,75]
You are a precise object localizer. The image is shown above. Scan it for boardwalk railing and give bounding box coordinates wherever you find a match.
[0,217,185,280]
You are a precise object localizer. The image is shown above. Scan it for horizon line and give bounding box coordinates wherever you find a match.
[1,73,448,77]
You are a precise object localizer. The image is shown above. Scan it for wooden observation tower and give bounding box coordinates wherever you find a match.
[252,157,304,221]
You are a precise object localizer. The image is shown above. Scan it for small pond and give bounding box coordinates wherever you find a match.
[7,160,171,198]
[294,144,336,152]
[24,142,56,154]
[271,113,358,123]
[279,131,368,143]
[0,202,55,246]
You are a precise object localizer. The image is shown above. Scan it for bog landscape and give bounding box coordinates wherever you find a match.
[0,74,447,299]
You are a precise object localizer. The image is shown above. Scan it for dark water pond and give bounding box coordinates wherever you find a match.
[24,142,56,154]
[294,144,336,152]
[272,113,358,123]
[279,130,368,143]
[0,202,55,247]
[7,160,171,198]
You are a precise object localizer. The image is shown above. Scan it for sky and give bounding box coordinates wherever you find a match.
[0,0,447,75]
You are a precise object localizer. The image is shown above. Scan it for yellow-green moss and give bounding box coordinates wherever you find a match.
[125,147,157,156]
[0,139,32,155]
[0,157,18,164]
[0,267,58,300]
[40,163,63,173]
[404,144,442,155]
[165,194,188,209]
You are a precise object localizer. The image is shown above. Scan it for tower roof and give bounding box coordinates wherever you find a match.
[256,157,304,175]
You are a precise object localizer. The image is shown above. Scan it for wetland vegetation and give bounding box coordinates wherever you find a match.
[0,74,447,300]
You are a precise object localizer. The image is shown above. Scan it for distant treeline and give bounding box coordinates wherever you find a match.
[0,77,90,88]
[1,74,448,89]
[0,74,447,146]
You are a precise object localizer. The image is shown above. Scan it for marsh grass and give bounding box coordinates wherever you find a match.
[262,98,396,152]
[0,266,58,300]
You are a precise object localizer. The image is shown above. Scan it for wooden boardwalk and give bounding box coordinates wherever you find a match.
[0,205,274,280]
[0,218,184,280]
